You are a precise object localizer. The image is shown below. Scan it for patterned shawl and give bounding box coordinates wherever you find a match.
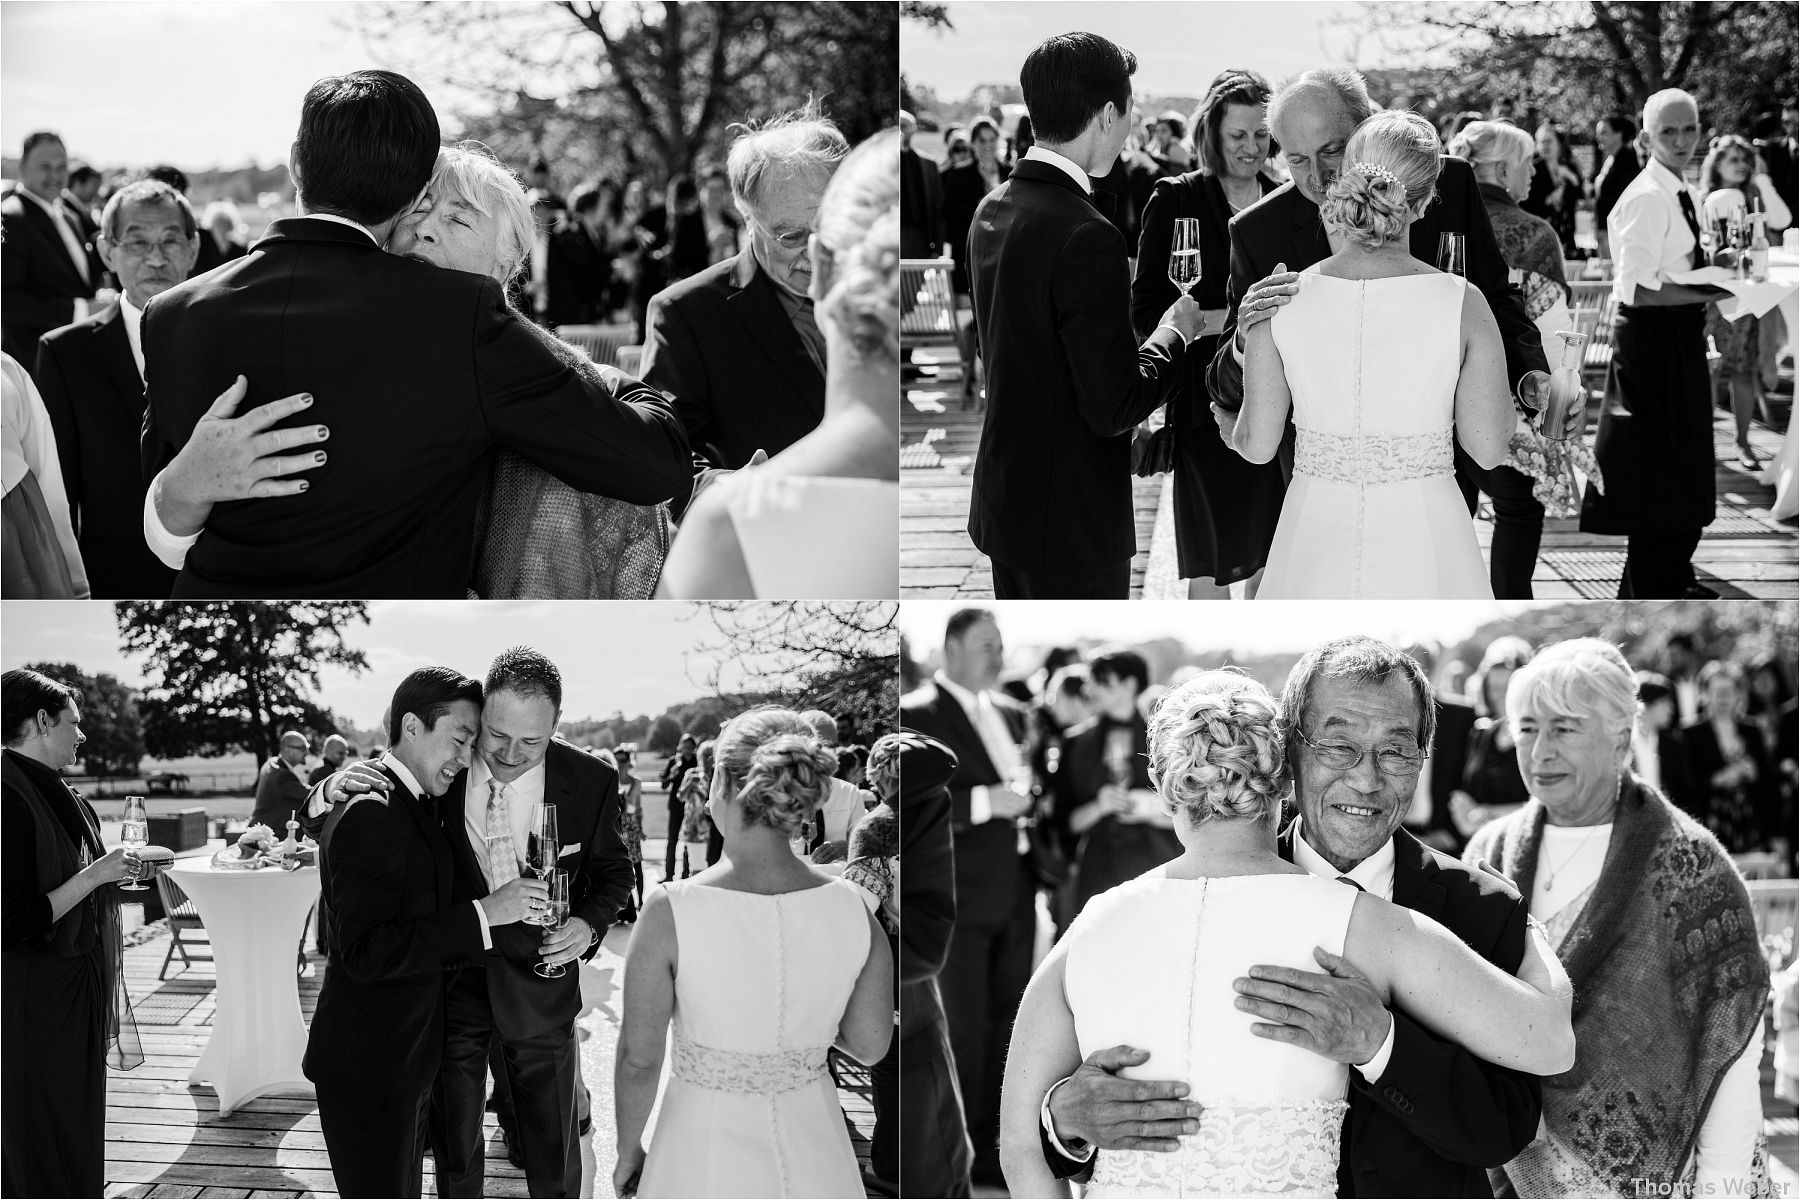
[471,327,673,599]
[1467,773,1767,1195]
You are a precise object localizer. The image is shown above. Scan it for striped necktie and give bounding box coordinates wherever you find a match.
[486,780,518,887]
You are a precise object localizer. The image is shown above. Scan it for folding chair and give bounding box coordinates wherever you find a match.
[155,870,212,980]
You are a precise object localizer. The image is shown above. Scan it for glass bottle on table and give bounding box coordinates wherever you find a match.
[525,805,559,925]
[1517,330,1588,442]
[120,796,149,890]
[1747,214,1769,282]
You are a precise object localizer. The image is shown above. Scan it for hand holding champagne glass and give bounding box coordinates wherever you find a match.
[120,796,149,890]
[525,805,559,925]
[533,871,571,978]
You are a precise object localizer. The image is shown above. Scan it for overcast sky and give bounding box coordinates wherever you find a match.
[903,1,1417,102]
[2,601,774,730]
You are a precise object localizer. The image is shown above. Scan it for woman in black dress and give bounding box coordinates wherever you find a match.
[1680,661,1777,854]
[1449,636,1534,843]
[1130,70,1284,598]
[940,116,1011,297]
[3,668,145,1197]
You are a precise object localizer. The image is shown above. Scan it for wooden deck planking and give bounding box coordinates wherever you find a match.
[905,379,1796,599]
[108,919,876,1199]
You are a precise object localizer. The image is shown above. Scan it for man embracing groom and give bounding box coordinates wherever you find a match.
[302,648,633,1198]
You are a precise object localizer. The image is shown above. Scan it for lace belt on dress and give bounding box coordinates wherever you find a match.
[1293,426,1453,485]
[1090,1099,1348,1197]
[669,1033,831,1095]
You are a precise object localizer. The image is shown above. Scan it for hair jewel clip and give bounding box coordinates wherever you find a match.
[1352,161,1399,186]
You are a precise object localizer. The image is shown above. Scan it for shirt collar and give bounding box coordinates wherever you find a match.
[380,750,427,800]
[296,210,381,245]
[1024,146,1093,195]
[14,186,63,219]
[1291,816,1397,899]
[934,670,989,715]
[467,752,544,800]
[1643,157,1690,197]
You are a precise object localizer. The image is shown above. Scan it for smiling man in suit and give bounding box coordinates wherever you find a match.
[2,132,115,367]
[1206,69,1550,600]
[140,70,690,598]
[639,103,848,513]
[35,179,196,598]
[900,607,1036,1186]
[303,667,546,1199]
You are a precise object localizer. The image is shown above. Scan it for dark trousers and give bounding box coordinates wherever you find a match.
[664,798,684,881]
[433,969,579,1198]
[490,1029,590,1133]
[938,871,1037,1174]
[1619,528,1704,598]
[317,1083,430,1198]
[1455,451,1545,599]
[991,559,1130,600]
[870,1004,901,1183]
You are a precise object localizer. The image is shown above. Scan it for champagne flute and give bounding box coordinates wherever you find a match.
[525,805,559,925]
[120,796,149,890]
[533,871,571,978]
[1436,233,1466,277]
[1168,218,1202,295]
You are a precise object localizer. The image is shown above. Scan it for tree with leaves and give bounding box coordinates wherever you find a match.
[686,601,898,740]
[354,1,896,189]
[19,661,146,777]
[1348,2,1798,134]
[114,603,371,763]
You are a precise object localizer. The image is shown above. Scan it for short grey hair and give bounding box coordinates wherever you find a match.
[1268,68,1380,139]
[726,100,849,216]
[1506,638,1640,739]
[1280,636,1436,750]
[429,141,535,285]
[100,179,196,244]
[1447,120,1534,170]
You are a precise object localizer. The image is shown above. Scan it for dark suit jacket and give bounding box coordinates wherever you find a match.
[545,225,613,326]
[1042,822,1541,1196]
[899,679,1029,928]
[966,160,1187,573]
[1678,718,1777,842]
[250,758,311,832]
[303,764,484,1101]
[896,732,974,1198]
[1,187,101,364]
[438,739,634,1039]
[139,216,690,597]
[58,194,104,284]
[1592,145,1642,229]
[940,160,1008,293]
[1422,696,1478,840]
[33,305,178,598]
[1207,156,1547,413]
[901,147,946,261]
[640,248,825,487]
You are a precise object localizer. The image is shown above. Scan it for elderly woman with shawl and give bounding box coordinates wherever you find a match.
[1466,639,1768,1197]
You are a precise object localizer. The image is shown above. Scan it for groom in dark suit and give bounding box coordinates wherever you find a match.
[1207,69,1551,600]
[900,607,1036,1186]
[966,33,1204,599]
[1041,637,1541,1198]
[141,70,690,598]
[303,667,545,1199]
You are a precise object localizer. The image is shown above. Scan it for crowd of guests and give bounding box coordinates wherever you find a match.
[3,75,901,603]
[898,611,1789,1196]
[901,56,1795,601]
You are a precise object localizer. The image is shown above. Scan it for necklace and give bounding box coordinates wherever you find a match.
[1542,774,1620,893]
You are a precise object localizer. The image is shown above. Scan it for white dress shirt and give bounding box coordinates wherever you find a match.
[1291,819,1398,1080]
[1022,145,1093,195]
[119,295,146,382]
[141,210,380,570]
[464,754,547,889]
[933,671,1026,826]
[1609,157,1703,304]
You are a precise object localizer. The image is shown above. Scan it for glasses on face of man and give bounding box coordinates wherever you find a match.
[1292,725,1425,776]
[114,235,191,260]
[745,213,812,252]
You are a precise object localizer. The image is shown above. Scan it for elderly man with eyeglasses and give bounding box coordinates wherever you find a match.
[34,177,197,598]
[639,101,849,517]
[1037,636,1545,1199]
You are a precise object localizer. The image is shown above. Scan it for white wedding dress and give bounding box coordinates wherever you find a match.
[1062,870,1358,1198]
[638,878,869,1198]
[1258,269,1493,598]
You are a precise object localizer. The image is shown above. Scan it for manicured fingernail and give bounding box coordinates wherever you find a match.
[313,452,326,464]
[317,426,329,439]
[298,481,309,491]
[301,394,313,404]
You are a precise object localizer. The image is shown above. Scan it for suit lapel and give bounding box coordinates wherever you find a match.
[725,254,825,418]
[441,772,489,898]
[933,684,1000,781]
[22,196,89,292]
[1388,828,1447,923]
[389,767,455,910]
[93,309,146,419]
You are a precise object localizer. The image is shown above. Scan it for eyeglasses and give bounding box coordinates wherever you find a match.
[113,235,191,260]
[744,212,813,251]
[1292,725,1425,776]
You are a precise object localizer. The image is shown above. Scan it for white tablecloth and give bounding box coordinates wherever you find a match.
[165,857,320,1115]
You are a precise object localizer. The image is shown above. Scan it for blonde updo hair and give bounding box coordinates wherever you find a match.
[1147,670,1290,824]
[1447,120,1534,176]
[712,706,839,836]
[813,128,899,364]
[1320,110,1442,250]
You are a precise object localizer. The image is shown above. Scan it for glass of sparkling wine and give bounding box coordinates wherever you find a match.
[534,871,571,978]
[1168,218,1202,294]
[120,796,149,890]
[526,805,559,925]
[1436,233,1466,277]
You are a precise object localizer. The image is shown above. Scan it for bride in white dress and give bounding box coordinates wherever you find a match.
[1234,111,1516,599]
[999,671,1574,1198]
[613,708,893,1197]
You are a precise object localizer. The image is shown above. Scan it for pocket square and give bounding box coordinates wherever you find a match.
[558,843,583,856]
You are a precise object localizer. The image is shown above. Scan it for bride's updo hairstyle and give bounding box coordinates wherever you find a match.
[1320,110,1442,250]
[813,128,900,365]
[1147,670,1290,824]
[712,706,840,837]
